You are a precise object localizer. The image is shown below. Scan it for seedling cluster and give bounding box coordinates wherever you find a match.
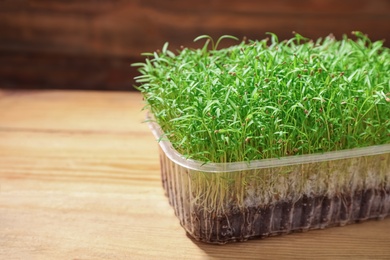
[134,32,390,164]
[136,33,390,243]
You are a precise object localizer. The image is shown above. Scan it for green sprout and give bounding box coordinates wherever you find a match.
[134,32,390,164]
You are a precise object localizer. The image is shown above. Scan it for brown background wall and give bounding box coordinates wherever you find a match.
[1,0,389,91]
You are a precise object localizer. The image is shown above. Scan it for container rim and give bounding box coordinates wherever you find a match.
[146,113,390,173]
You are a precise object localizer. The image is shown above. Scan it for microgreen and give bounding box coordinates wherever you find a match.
[134,32,390,163]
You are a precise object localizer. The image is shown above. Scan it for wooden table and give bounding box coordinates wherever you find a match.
[1,90,389,260]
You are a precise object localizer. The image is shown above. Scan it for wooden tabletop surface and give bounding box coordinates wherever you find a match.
[1,89,389,260]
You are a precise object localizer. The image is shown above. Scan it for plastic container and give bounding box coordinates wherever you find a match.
[148,116,390,244]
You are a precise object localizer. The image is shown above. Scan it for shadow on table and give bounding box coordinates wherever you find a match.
[185,218,390,259]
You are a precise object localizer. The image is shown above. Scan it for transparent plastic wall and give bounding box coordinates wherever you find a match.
[150,120,390,244]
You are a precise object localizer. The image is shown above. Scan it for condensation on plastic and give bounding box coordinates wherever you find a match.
[147,114,390,244]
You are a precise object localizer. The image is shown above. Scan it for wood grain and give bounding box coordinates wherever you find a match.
[1,0,389,90]
[1,89,390,259]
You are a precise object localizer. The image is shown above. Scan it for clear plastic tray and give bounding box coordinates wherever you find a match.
[148,115,390,244]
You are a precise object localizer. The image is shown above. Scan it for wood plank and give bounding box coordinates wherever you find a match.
[1,1,389,90]
[1,1,389,56]
[0,90,390,259]
[0,0,130,15]
[0,51,136,90]
[3,0,390,16]
[0,89,146,131]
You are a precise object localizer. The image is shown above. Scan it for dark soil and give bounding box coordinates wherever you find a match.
[180,188,390,244]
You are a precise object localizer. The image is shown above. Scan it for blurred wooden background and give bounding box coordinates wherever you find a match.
[1,0,389,91]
